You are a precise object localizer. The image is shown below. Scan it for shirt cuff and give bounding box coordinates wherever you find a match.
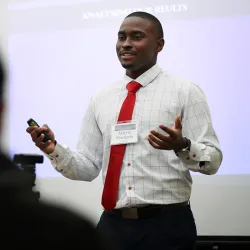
[45,143,67,162]
[176,140,211,168]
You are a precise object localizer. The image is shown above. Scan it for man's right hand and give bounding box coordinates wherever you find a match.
[26,124,56,154]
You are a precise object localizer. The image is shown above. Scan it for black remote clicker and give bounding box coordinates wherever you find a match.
[27,118,51,143]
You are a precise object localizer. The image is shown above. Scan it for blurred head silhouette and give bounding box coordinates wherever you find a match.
[0,52,5,134]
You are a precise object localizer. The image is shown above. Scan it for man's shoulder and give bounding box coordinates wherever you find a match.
[92,79,123,100]
[161,72,190,85]
[161,72,202,93]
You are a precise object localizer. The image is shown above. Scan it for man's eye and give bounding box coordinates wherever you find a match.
[133,35,142,40]
[118,36,125,41]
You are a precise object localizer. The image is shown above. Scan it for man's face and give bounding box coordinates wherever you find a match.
[116,16,164,75]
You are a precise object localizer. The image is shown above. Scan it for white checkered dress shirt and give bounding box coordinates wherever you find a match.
[48,64,222,209]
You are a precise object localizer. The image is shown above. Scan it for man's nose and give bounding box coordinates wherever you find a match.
[122,38,132,49]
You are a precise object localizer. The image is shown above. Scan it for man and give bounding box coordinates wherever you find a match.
[0,53,114,248]
[27,12,222,250]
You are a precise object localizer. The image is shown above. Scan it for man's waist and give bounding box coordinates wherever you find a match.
[106,201,189,219]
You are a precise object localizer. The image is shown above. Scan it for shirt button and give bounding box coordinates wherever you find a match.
[128,186,132,190]
[127,163,131,166]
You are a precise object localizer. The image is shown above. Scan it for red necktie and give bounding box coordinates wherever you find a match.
[101,81,142,211]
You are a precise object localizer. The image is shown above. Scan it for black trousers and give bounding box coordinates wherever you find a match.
[96,204,197,250]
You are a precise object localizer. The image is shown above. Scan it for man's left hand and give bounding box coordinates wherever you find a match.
[148,114,187,152]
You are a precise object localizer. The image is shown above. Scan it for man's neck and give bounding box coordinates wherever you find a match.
[126,63,156,79]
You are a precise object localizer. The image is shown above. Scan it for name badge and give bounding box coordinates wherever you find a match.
[111,120,138,145]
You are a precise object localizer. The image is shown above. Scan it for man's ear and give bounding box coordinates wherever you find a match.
[157,38,165,53]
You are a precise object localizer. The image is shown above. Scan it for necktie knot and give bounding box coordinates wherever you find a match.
[126,81,142,93]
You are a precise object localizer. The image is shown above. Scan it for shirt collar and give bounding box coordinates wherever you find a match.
[122,64,162,87]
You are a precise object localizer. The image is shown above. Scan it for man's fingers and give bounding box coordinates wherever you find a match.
[149,130,171,143]
[42,124,51,131]
[35,134,52,149]
[28,125,50,134]
[31,127,50,138]
[159,125,177,138]
[38,133,45,142]
[34,133,44,146]
[26,126,38,133]
[30,128,40,141]
[148,134,172,150]
[43,140,52,147]
[26,123,55,154]
[174,114,182,130]
[148,134,165,147]
[148,137,162,149]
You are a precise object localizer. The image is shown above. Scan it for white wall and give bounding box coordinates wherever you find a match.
[36,174,250,236]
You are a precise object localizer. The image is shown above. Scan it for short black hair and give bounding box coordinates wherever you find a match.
[126,11,164,39]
